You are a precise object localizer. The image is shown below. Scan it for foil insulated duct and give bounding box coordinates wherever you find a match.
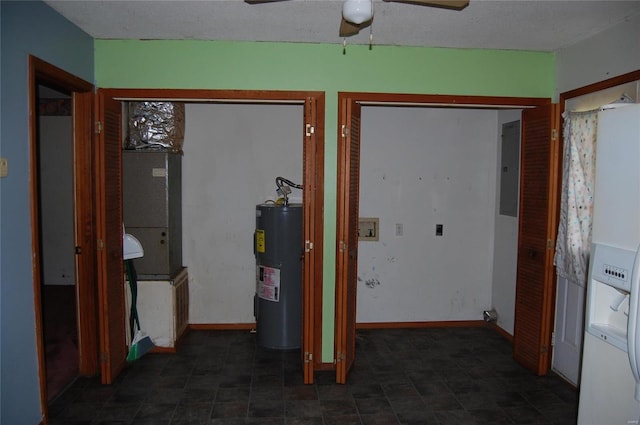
[126,102,185,153]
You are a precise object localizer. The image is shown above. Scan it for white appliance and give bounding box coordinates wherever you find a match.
[578,103,640,425]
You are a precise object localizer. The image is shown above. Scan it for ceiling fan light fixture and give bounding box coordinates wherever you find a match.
[342,0,373,24]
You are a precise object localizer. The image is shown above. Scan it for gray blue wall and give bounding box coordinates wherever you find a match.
[0,1,93,422]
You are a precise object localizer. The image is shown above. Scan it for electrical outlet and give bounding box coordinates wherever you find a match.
[436,224,443,236]
[0,157,7,178]
[395,223,403,236]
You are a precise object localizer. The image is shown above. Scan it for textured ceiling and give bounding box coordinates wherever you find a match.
[45,0,640,51]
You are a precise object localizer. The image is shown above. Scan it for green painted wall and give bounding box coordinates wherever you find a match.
[95,39,554,363]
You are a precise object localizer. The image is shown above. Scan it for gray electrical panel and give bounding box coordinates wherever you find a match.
[123,150,182,279]
[500,120,521,217]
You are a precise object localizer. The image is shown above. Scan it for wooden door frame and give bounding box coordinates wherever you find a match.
[335,91,551,375]
[28,56,97,420]
[559,70,640,115]
[99,88,325,373]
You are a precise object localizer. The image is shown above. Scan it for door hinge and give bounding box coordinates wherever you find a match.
[541,345,549,353]
[341,125,349,138]
[304,352,313,363]
[305,240,314,252]
[547,239,554,250]
[339,240,347,253]
[100,351,109,364]
[551,128,558,141]
[95,121,103,134]
[305,123,315,137]
[97,238,104,250]
[551,331,556,347]
[74,246,82,255]
[336,351,345,363]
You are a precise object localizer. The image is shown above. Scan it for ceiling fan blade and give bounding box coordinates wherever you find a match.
[384,0,469,10]
[245,0,290,4]
[340,17,364,37]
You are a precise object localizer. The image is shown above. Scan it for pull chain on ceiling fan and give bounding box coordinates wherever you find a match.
[341,0,374,52]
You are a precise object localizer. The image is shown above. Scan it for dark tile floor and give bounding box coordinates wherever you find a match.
[47,327,578,425]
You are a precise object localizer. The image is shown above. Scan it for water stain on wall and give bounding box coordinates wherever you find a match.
[358,276,381,288]
[364,278,380,288]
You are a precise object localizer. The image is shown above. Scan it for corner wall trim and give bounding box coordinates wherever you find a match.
[489,322,514,343]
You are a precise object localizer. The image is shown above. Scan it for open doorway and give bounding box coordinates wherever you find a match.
[96,88,325,385]
[553,70,640,386]
[36,84,79,400]
[335,93,555,383]
[29,56,97,421]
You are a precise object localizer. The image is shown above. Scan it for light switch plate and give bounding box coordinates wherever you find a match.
[0,157,8,178]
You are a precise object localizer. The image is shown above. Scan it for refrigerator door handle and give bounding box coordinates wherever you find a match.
[627,243,640,401]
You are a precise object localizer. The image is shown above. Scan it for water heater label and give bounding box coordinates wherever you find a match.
[152,168,167,177]
[256,229,265,253]
[257,265,280,302]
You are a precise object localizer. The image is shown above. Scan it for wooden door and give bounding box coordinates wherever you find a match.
[95,90,127,384]
[302,97,318,384]
[513,104,560,375]
[335,97,361,384]
[74,91,100,376]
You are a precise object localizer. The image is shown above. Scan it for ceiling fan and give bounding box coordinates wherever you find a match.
[246,0,469,38]
[339,0,469,37]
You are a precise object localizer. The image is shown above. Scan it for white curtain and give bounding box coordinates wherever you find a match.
[554,110,598,287]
